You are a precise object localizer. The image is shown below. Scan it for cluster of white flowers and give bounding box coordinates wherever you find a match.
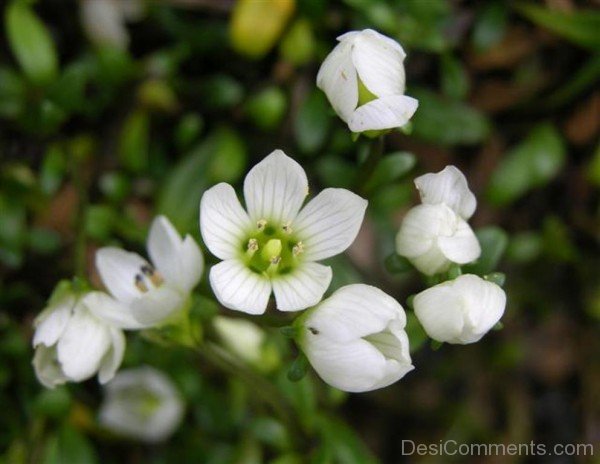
[31,27,507,425]
[32,216,203,388]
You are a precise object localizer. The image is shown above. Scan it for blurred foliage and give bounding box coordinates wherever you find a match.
[0,0,598,463]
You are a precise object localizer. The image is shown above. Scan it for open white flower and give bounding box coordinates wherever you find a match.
[96,215,203,327]
[414,165,477,220]
[317,29,418,133]
[413,274,506,344]
[200,149,367,315]
[296,284,413,393]
[395,204,481,276]
[99,366,184,443]
[32,290,128,388]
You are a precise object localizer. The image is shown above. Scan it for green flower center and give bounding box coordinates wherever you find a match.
[241,219,303,277]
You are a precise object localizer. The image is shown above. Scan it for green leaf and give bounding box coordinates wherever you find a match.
[295,90,330,154]
[440,53,470,100]
[405,311,428,354]
[411,88,490,145]
[384,253,412,274]
[484,272,506,287]
[370,182,412,213]
[287,354,308,382]
[280,18,315,65]
[472,1,508,51]
[158,128,246,233]
[315,157,357,189]
[363,152,416,193]
[5,1,58,85]
[245,86,287,130]
[43,425,97,464]
[118,110,150,173]
[0,67,26,118]
[316,415,378,464]
[463,227,509,275]
[506,232,543,264]
[486,123,566,206]
[515,3,600,50]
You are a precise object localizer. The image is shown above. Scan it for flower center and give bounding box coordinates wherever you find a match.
[242,219,304,276]
[134,265,164,293]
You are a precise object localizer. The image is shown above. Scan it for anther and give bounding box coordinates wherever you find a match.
[150,271,164,286]
[141,264,154,276]
[257,219,267,231]
[134,274,149,293]
[282,222,293,234]
[246,238,259,257]
[293,241,304,256]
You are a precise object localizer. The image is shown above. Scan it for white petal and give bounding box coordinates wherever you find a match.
[209,259,272,315]
[316,39,358,122]
[409,246,451,276]
[437,220,481,264]
[454,275,506,339]
[129,287,184,326]
[81,0,129,50]
[213,316,264,365]
[415,165,477,219]
[57,309,111,381]
[200,183,253,260]
[272,262,332,312]
[349,95,418,132]
[293,188,367,261]
[304,284,405,343]
[243,150,309,225]
[351,29,406,97]
[98,327,126,384]
[96,247,147,304]
[83,291,147,329]
[33,298,74,347]
[148,215,203,292]
[303,335,390,392]
[33,345,68,388]
[369,329,414,390]
[395,204,445,259]
[413,283,465,343]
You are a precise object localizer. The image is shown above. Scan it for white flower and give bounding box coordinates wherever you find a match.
[414,165,477,220]
[317,29,418,133]
[395,203,481,276]
[413,274,506,344]
[96,215,204,327]
[200,149,367,315]
[80,0,144,50]
[32,291,129,388]
[99,366,184,443]
[296,284,413,393]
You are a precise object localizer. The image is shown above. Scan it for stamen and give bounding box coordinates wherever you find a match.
[150,271,164,286]
[257,219,267,231]
[266,256,281,275]
[282,222,293,234]
[270,256,281,265]
[247,238,259,257]
[135,274,149,292]
[141,264,154,276]
[293,241,304,256]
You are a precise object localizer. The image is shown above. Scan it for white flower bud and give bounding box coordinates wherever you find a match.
[317,29,418,133]
[99,366,184,443]
[414,165,477,220]
[297,284,413,393]
[395,204,481,276]
[413,274,506,344]
[213,316,279,371]
[32,291,126,388]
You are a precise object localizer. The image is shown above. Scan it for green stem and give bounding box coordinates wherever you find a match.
[70,149,88,280]
[194,341,308,449]
[356,135,385,195]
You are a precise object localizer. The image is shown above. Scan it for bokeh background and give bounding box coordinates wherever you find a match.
[1,0,598,462]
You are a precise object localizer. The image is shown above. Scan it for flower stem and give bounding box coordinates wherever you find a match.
[356,135,385,195]
[69,148,88,280]
[193,341,308,449]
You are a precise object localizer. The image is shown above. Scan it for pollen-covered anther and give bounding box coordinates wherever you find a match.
[270,256,282,265]
[142,264,164,287]
[282,222,293,234]
[247,238,258,251]
[135,274,149,293]
[257,219,267,231]
[293,241,304,256]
